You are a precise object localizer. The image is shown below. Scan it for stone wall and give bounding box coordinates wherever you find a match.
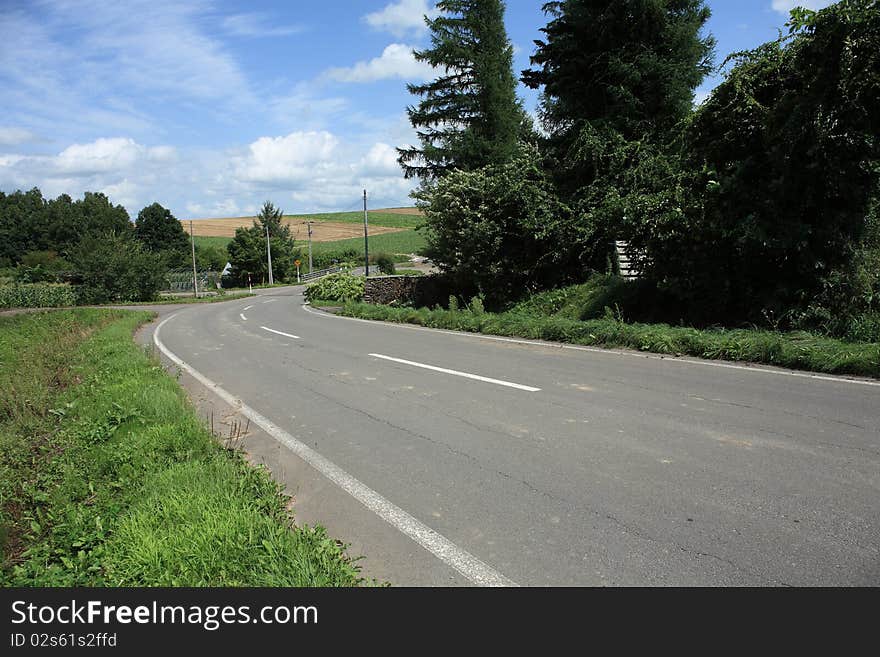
[363,275,447,306]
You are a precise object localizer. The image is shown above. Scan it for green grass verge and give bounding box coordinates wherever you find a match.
[0,309,364,586]
[335,302,880,379]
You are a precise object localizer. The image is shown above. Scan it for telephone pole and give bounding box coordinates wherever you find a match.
[363,189,370,277]
[307,219,313,273]
[265,223,274,285]
[189,220,198,299]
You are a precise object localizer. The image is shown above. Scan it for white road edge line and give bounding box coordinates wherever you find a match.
[302,304,880,388]
[261,326,300,340]
[239,313,247,321]
[153,314,516,588]
[369,353,540,392]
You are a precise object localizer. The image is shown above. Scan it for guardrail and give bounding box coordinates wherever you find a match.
[300,266,346,282]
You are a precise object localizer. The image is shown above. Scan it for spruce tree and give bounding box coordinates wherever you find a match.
[397,0,525,180]
[523,0,714,167]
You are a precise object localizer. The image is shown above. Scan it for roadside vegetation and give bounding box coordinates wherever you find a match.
[330,285,880,379]
[0,310,364,586]
[316,0,878,377]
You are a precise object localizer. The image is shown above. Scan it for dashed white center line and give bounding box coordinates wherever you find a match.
[368,353,541,392]
[240,313,248,321]
[263,299,276,304]
[244,305,254,311]
[261,326,300,340]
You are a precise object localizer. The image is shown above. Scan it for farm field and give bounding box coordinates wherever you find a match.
[182,207,423,239]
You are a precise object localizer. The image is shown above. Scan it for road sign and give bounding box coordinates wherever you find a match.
[294,259,301,267]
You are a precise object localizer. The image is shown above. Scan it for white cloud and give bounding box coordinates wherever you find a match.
[56,138,144,175]
[222,13,304,38]
[360,143,400,176]
[0,127,36,146]
[100,178,140,210]
[771,1,835,14]
[147,145,177,162]
[364,0,435,38]
[326,43,434,83]
[238,131,340,184]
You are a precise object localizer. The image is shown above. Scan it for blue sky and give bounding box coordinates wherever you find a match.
[0,0,835,219]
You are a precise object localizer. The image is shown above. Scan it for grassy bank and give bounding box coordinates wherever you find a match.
[332,301,880,379]
[0,309,363,586]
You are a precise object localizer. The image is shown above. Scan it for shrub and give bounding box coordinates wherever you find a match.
[372,253,396,275]
[304,272,365,303]
[0,283,76,309]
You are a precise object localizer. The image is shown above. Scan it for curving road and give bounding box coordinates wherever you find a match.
[143,286,880,586]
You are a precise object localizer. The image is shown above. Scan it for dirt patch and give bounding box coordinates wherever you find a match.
[374,207,423,216]
[182,219,405,241]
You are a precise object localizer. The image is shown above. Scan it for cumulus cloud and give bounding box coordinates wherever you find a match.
[55,138,144,175]
[326,43,434,83]
[0,136,179,214]
[237,131,340,184]
[360,143,400,176]
[771,0,835,14]
[364,0,435,38]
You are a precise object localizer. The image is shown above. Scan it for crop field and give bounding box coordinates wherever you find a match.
[182,207,423,239]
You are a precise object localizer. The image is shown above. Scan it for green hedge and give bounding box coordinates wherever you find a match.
[0,283,76,309]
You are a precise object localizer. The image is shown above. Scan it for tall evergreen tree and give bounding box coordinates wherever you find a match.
[523,0,714,198]
[397,0,525,180]
[524,0,714,142]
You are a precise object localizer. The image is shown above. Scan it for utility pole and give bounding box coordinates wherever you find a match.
[189,220,198,299]
[265,223,274,286]
[363,189,370,277]
[307,219,313,273]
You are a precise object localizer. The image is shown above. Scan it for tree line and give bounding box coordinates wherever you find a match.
[0,189,300,302]
[403,0,880,338]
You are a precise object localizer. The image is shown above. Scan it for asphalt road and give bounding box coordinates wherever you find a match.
[144,286,880,586]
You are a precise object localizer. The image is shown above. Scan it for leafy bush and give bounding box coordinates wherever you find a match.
[70,234,165,304]
[0,283,76,309]
[417,144,591,307]
[372,253,396,275]
[304,272,365,303]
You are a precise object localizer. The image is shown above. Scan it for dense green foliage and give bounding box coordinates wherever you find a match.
[70,233,166,304]
[134,202,190,267]
[617,0,880,327]
[0,283,77,309]
[398,0,526,179]
[226,202,301,286]
[523,0,714,194]
[0,310,364,586]
[0,190,131,267]
[417,145,591,306]
[304,273,365,303]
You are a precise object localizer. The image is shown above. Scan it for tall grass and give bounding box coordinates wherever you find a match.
[0,309,363,586]
[336,301,880,378]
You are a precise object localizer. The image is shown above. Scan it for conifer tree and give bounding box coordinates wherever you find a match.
[398,0,525,180]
